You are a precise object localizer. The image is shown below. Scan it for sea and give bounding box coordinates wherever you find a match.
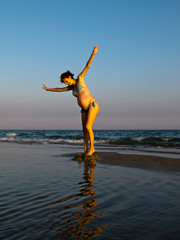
[1,130,180,239]
[1,129,180,155]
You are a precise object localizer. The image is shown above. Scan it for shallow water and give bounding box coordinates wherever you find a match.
[0,144,180,239]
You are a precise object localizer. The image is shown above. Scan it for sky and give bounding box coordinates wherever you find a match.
[0,0,180,130]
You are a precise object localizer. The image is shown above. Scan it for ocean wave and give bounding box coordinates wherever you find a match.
[108,137,180,148]
[6,132,25,137]
[0,137,109,145]
[131,137,146,142]
[1,130,180,148]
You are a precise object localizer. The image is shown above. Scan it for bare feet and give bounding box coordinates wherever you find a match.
[86,148,95,156]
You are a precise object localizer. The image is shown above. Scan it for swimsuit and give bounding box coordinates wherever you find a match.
[82,100,96,112]
[72,83,96,112]
[72,83,83,97]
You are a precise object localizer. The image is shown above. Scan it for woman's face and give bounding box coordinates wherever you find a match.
[63,76,75,86]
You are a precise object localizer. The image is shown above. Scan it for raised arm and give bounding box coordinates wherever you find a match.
[42,85,72,92]
[78,44,100,80]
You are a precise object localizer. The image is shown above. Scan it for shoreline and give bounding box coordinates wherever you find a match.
[1,142,180,172]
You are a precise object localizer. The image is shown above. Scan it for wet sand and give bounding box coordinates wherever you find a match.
[0,142,180,172]
[97,151,180,172]
[1,143,180,239]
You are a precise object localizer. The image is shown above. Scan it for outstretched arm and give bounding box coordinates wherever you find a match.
[42,85,72,92]
[78,44,100,80]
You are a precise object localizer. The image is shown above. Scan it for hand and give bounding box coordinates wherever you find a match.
[42,84,48,90]
[93,44,100,54]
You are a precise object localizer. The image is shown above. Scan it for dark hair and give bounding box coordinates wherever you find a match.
[60,71,74,83]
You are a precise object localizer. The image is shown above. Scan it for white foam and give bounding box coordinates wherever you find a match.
[162,138,173,141]
[131,137,146,142]
[6,133,20,137]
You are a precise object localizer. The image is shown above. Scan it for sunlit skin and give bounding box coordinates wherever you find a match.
[42,44,100,156]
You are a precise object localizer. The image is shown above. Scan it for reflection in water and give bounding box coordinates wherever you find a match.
[51,159,107,239]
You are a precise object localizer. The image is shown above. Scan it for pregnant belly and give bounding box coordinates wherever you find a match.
[77,94,95,109]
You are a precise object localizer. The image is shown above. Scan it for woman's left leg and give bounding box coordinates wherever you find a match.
[81,110,89,154]
[85,102,99,156]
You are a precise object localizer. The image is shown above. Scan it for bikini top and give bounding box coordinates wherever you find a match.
[72,83,84,97]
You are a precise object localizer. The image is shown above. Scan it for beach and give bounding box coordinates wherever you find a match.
[97,151,180,172]
[0,142,180,240]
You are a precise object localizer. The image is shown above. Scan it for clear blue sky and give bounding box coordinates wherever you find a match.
[1,0,180,129]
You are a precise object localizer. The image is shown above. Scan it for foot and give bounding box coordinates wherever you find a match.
[86,148,95,156]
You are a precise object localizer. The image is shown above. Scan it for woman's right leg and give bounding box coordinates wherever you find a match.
[85,102,99,156]
[81,110,89,154]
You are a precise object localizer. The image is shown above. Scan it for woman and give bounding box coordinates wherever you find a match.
[42,44,100,156]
